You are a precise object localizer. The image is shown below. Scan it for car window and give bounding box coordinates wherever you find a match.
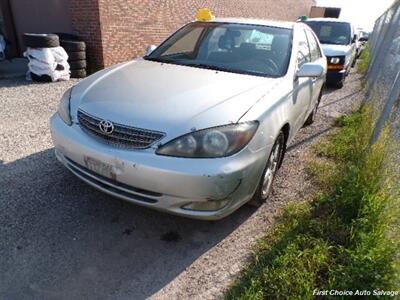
[297,29,311,67]
[163,27,204,56]
[305,30,322,61]
[147,22,293,77]
[304,21,351,45]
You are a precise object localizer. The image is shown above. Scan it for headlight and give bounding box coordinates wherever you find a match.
[156,121,259,158]
[330,57,341,64]
[58,87,73,125]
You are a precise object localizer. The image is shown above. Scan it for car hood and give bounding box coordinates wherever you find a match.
[71,59,282,139]
[321,44,351,57]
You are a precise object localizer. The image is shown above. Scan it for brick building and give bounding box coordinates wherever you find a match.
[0,0,315,70]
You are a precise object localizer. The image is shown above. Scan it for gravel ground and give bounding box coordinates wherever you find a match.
[0,71,363,300]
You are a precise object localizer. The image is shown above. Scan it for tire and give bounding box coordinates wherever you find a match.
[304,88,323,127]
[54,32,79,41]
[70,69,87,78]
[23,33,59,48]
[68,51,86,61]
[329,77,344,89]
[248,132,285,207]
[69,60,87,70]
[60,39,86,51]
[31,72,52,82]
[335,80,344,89]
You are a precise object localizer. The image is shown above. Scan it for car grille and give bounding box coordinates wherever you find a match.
[77,110,165,149]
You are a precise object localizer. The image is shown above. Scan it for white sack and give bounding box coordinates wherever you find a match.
[52,69,70,81]
[28,57,57,75]
[24,47,55,65]
[50,46,69,62]
[24,46,70,82]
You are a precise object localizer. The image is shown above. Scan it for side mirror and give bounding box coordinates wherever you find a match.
[296,63,324,78]
[145,45,157,56]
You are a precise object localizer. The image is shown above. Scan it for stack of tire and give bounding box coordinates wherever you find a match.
[23,33,69,82]
[56,33,87,79]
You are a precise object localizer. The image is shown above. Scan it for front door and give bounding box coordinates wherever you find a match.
[291,29,313,132]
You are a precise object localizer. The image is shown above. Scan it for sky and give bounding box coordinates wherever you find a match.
[316,0,394,31]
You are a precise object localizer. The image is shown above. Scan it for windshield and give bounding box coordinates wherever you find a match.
[304,21,351,45]
[145,22,292,77]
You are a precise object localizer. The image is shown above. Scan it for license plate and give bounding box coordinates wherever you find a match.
[84,156,114,179]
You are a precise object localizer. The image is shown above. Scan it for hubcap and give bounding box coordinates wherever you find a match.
[261,141,281,199]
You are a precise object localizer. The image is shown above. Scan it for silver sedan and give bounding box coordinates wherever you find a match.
[50,18,326,220]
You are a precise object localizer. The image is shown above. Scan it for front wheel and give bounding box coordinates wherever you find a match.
[249,132,285,207]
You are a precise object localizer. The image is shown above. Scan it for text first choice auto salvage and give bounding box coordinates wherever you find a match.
[313,289,399,297]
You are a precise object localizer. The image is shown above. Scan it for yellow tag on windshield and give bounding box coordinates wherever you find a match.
[196,8,215,22]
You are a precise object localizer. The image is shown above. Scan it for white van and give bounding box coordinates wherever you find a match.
[303,18,357,88]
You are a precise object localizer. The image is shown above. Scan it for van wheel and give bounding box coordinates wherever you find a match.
[248,132,285,207]
[336,80,344,89]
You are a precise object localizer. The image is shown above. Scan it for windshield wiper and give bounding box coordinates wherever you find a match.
[184,63,236,73]
[144,56,174,63]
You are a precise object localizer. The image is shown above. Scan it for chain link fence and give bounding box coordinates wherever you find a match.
[366,1,400,144]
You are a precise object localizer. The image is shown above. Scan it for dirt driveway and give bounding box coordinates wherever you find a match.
[0,72,363,300]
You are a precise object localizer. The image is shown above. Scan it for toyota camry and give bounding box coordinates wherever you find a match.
[50,13,326,220]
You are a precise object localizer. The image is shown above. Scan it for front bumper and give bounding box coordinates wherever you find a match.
[326,69,346,84]
[50,114,268,220]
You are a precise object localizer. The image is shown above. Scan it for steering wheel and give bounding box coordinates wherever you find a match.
[251,57,280,74]
[265,58,279,74]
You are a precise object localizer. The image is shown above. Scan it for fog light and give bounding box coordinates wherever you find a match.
[182,199,230,211]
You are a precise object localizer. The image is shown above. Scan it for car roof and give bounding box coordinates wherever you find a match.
[209,18,295,29]
[305,18,352,24]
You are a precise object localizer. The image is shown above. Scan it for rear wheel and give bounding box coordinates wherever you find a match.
[249,132,285,207]
[336,79,344,89]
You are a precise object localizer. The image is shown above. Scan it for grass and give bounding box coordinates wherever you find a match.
[358,44,371,75]
[226,107,400,300]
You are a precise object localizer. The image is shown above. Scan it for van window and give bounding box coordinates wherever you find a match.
[304,21,351,45]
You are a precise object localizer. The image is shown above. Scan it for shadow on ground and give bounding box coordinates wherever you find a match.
[0,149,255,300]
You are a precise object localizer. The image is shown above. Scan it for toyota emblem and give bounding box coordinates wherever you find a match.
[99,120,114,135]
